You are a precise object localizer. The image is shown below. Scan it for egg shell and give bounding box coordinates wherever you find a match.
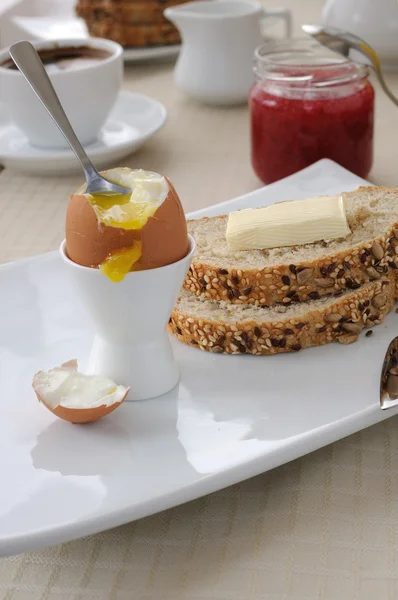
[65,173,189,270]
[33,388,129,424]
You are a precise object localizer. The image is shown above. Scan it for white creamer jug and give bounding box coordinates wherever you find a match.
[165,0,291,105]
[323,0,398,70]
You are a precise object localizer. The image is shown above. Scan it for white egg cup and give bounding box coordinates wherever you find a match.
[60,236,195,401]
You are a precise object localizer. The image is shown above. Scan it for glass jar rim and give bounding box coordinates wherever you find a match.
[254,38,370,88]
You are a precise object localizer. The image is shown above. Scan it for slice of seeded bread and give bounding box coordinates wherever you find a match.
[170,274,395,355]
[185,187,398,307]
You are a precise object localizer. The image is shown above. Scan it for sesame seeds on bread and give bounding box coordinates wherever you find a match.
[185,187,398,307]
[170,274,395,355]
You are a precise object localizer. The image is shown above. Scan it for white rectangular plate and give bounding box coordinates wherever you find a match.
[1,159,397,557]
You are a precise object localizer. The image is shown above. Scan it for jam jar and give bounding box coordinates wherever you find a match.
[249,39,375,184]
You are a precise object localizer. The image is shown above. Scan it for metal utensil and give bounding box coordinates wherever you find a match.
[302,24,398,109]
[380,336,398,410]
[8,41,130,196]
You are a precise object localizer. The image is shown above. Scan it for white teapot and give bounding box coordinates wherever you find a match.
[322,0,398,70]
[165,0,291,105]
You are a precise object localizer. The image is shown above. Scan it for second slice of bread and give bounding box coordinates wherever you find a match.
[170,274,395,355]
[185,187,398,307]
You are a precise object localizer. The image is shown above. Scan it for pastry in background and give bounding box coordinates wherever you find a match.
[76,0,205,47]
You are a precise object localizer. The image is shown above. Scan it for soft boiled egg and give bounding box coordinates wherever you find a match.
[65,167,189,282]
[32,360,129,424]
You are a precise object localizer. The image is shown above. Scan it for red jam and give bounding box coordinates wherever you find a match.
[250,41,375,184]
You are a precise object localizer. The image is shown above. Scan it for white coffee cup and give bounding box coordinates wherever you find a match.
[0,38,123,149]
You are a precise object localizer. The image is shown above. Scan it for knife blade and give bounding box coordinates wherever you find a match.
[380,336,398,410]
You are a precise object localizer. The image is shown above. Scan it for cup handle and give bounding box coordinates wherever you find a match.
[260,8,292,39]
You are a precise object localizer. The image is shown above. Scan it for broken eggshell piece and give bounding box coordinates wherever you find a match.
[32,360,129,423]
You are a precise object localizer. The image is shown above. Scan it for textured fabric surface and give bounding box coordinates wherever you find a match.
[2,0,398,596]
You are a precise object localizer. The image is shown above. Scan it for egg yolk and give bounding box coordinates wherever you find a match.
[100,242,142,283]
[88,172,167,282]
[88,188,161,231]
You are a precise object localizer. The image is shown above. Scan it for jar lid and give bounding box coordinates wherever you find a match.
[254,38,369,87]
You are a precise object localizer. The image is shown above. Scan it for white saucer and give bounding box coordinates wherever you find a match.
[10,15,181,63]
[0,90,167,176]
[123,44,180,63]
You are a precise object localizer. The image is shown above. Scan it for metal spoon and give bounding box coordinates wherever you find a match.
[380,336,398,410]
[302,24,398,109]
[8,41,130,196]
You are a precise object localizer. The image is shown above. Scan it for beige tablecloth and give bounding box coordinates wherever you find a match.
[2,0,398,598]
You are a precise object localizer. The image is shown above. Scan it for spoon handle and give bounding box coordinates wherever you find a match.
[339,34,398,108]
[353,40,398,109]
[9,41,97,180]
[373,69,398,108]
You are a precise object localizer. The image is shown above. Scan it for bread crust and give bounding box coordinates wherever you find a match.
[170,275,395,355]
